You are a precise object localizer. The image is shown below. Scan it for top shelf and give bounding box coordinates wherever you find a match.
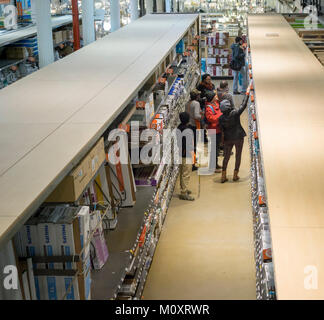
[0,15,74,48]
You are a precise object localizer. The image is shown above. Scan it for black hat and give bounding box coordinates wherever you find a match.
[179,112,190,125]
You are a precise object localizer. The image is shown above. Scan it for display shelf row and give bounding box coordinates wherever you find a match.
[247,46,276,300]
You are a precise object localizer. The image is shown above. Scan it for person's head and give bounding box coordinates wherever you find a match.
[179,112,190,125]
[219,81,228,90]
[202,74,212,85]
[235,36,243,45]
[205,90,217,103]
[220,100,233,115]
[59,43,65,50]
[190,88,201,101]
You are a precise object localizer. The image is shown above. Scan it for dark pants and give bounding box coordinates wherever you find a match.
[216,132,222,164]
[208,132,222,171]
[222,138,244,171]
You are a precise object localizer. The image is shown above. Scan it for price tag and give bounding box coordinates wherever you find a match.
[192,40,198,45]
[118,123,130,132]
[136,101,146,109]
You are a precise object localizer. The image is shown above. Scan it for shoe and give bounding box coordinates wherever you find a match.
[192,165,198,171]
[233,170,240,181]
[216,164,222,169]
[221,170,228,183]
[214,169,222,173]
[179,194,195,201]
[187,190,192,195]
[240,91,247,95]
[233,91,241,95]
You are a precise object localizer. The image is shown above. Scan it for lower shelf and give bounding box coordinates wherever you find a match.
[90,186,155,300]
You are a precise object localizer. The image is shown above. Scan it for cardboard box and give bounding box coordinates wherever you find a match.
[46,138,106,202]
[53,31,63,45]
[62,30,68,41]
[6,47,29,59]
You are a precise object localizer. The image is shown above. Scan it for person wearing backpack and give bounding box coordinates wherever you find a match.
[230,37,247,95]
[219,91,250,183]
[205,91,223,173]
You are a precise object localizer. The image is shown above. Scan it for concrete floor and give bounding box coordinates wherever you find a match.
[143,84,256,300]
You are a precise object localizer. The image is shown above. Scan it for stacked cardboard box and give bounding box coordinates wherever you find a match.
[5,47,29,59]
[13,206,92,300]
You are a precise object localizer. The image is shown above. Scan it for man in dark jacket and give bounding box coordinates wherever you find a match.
[231,37,247,95]
[177,112,195,201]
[219,93,249,183]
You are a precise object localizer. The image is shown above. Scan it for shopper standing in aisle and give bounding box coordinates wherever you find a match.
[177,112,195,201]
[186,89,204,171]
[205,91,223,173]
[197,74,217,144]
[231,37,247,95]
[217,81,234,108]
[218,90,250,183]
[197,74,216,99]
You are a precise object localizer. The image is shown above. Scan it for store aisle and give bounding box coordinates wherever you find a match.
[143,89,256,300]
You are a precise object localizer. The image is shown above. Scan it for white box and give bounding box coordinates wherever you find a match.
[55,207,79,270]
[77,206,91,263]
[26,258,37,300]
[22,271,31,300]
[37,206,65,270]
[57,275,80,300]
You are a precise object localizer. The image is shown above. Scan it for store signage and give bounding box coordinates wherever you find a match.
[135,101,146,109]
[158,77,166,84]
[0,0,10,4]
[2,4,18,30]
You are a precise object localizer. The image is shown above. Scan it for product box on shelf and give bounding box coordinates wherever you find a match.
[5,47,29,59]
[90,211,109,270]
[46,138,106,203]
[53,31,63,45]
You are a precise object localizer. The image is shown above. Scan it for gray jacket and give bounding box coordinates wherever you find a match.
[186,100,201,127]
[217,87,234,109]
